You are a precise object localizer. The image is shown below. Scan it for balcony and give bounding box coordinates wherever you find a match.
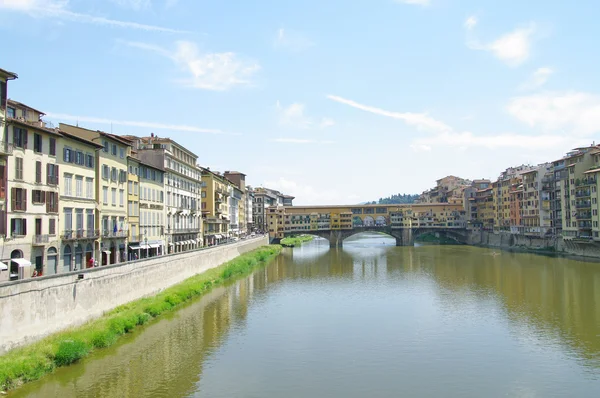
[581,177,597,186]
[576,190,591,198]
[102,230,127,238]
[63,230,101,240]
[166,227,199,234]
[0,140,13,155]
[33,234,50,245]
[577,212,592,220]
[576,202,592,209]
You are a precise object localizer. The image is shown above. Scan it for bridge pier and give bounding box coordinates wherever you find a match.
[329,230,344,248]
[394,228,414,246]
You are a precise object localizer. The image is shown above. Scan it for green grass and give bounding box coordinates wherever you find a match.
[280,235,314,247]
[0,245,281,393]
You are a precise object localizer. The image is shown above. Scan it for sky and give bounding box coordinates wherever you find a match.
[1,0,599,205]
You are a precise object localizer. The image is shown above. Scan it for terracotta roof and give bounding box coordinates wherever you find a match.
[7,117,61,136]
[58,129,103,148]
[7,99,46,116]
[0,68,18,80]
[584,168,600,174]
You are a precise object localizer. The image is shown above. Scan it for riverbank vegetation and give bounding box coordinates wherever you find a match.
[280,235,314,247]
[416,233,461,245]
[0,245,282,393]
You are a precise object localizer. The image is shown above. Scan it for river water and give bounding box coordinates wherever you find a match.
[11,233,600,397]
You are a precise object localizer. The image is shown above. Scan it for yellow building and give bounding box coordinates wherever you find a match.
[2,100,61,279]
[224,171,248,235]
[60,123,131,265]
[126,154,140,259]
[200,167,230,245]
[137,157,165,258]
[57,129,102,273]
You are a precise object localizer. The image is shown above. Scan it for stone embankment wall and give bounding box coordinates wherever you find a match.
[0,237,268,354]
[468,230,600,258]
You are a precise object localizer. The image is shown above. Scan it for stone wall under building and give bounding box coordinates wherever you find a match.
[0,236,268,354]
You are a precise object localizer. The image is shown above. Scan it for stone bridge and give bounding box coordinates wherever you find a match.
[280,227,470,247]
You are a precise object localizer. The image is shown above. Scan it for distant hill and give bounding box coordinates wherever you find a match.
[365,194,419,205]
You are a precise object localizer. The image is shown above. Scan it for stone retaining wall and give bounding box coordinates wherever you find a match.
[0,237,269,354]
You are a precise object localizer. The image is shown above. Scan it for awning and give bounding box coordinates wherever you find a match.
[11,258,32,267]
[149,243,161,249]
[139,244,150,250]
[0,261,8,271]
[103,250,111,255]
[196,238,202,243]
[168,243,174,246]
[215,234,223,239]
[176,242,182,245]
[129,244,141,250]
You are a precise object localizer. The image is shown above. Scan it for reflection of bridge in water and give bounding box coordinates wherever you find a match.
[266,204,470,247]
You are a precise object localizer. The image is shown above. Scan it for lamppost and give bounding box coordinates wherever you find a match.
[144,229,148,259]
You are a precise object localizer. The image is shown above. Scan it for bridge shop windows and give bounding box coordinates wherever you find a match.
[364,208,375,214]
[376,207,388,214]
[351,208,363,214]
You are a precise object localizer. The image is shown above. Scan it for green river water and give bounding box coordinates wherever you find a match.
[10,233,600,397]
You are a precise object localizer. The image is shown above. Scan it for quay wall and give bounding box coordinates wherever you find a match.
[0,237,269,354]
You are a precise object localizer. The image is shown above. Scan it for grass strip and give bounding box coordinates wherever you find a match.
[280,234,314,247]
[0,245,281,392]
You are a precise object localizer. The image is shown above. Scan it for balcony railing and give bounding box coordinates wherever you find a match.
[102,230,127,238]
[0,140,13,155]
[581,177,597,186]
[62,229,100,240]
[576,202,592,209]
[33,234,50,245]
[166,227,199,234]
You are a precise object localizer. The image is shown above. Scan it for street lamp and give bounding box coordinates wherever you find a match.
[144,229,148,259]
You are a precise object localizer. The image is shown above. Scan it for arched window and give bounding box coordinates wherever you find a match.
[63,245,72,272]
[75,245,83,269]
[85,243,93,254]
[47,247,58,275]
[10,249,23,259]
[47,247,57,255]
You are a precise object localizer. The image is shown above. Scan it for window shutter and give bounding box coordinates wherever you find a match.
[56,165,59,184]
[36,161,42,183]
[23,189,27,211]
[10,219,15,236]
[46,191,50,213]
[41,190,46,204]
[13,128,18,146]
[23,130,28,149]
[23,219,27,236]
[11,187,15,211]
[47,163,51,184]
[63,147,68,162]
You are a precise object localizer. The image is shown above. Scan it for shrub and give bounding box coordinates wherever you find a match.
[53,340,89,366]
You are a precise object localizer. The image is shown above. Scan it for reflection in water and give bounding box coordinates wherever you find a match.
[12,233,600,397]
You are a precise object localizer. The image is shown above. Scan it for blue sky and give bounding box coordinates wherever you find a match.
[2,0,599,205]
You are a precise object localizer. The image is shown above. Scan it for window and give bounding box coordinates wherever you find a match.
[103,186,108,204]
[119,148,125,158]
[47,163,59,185]
[11,188,27,211]
[102,165,109,180]
[63,245,72,272]
[103,140,109,152]
[64,208,73,232]
[10,218,26,236]
[32,190,45,204]
[111,143,117,156]
[128,181,133,193]
[34,133,42,153]
[160,191,164,203]
[86,153,94,168]
[46,192,58,213]
[119,189,124,206]
[134,182,139,196]
[201,191,206,198]
[119,169,127,183]
[75,151,84,165]
[112,188,117,206]
[86,178,93,199]
[35,161,42,183]
[86,210,94,234]
[13,127,27,149]
[64,174,72,196]
[49,219,56,235]
[63,147,73,163]
[15,157,23,180]
[49,137,56,156]
[111,167,117,181]
[7,107,15,118]
[76,176,83,197]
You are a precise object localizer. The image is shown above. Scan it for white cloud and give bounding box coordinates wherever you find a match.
[110,0,151,10]
[0,0,186,33]
[410,144,432,152]
[275,101,334,129]
[274,28,314,52]
[270,138,335,144]
[467,23,536,67]
[394,0,430,6]
[519,67,553,90]
[262,177,346,205]
[464,16,477,30]
[507,91,600,137]
[412,132,579,150]
[46,112,230,134]
[123,40,260,91]
[327,95,452,133]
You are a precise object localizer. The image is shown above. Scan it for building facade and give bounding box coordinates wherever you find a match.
[57,129,101,273]
[60,124,131,266]
[3,101,61,279]
[126,155,141,260]
[137,158,165,258]
[200,167,230,246]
